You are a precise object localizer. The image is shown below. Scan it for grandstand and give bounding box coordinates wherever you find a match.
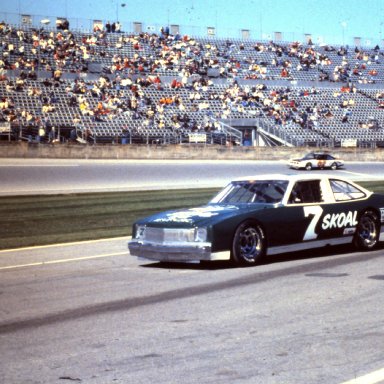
[1,20,384,148]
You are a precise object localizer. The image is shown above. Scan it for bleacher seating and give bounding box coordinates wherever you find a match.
[1,20,384,147]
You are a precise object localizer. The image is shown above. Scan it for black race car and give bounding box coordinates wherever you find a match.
[128,174,384,265]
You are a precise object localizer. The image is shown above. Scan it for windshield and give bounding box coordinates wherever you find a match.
[303,153,315,160]
[210,180,289,204]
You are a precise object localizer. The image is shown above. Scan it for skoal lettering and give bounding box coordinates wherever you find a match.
[322,211,358,230]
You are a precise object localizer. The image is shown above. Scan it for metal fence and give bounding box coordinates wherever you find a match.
[0,10,382,48]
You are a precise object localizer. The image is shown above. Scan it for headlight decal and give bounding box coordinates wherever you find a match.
[195,227,208,242]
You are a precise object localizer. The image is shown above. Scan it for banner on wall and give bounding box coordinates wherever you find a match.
[189,133,206,143]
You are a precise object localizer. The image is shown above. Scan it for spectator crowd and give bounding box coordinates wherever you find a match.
[1,19,384,145]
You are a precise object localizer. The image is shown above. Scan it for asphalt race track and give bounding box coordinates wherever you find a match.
[1,238,384,383]
[1,159,384,383]
[0,158,384,195]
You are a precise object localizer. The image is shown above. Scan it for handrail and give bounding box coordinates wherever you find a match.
[208,116,243,145]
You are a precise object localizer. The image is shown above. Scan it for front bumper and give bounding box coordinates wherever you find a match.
[128,240,230,262]
[288,162,300,169]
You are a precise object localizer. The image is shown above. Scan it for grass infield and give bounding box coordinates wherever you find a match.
[0,188,219,250]
[1,181,383,250]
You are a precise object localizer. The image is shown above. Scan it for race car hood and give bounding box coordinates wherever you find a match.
[136,203,270,228]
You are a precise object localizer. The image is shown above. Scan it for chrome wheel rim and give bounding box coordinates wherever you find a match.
[358,215,377,247]
[238,227,262,262]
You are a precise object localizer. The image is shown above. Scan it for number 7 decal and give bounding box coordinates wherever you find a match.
[303,205,323,241]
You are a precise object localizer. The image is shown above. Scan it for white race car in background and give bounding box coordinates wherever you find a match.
[289,152,345,170]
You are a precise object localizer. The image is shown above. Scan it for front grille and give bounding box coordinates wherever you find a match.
[144,227,195,243]
[144,227,165,242]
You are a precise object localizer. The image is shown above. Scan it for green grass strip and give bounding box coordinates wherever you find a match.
[0,181,383,250]
[0,188,219,250]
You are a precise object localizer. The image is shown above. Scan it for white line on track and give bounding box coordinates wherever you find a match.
[340,367,384,384]
[340,170,384,179]
[0,251,128,271]
[0,236,130,254]
[0,164,79,167]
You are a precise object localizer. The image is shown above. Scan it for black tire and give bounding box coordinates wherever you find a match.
[232,221,266,265]
[353,210,380,250]
[330,162,337,170]
[305,162,312,170]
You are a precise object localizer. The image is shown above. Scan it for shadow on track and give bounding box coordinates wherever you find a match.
[140,244,384,270]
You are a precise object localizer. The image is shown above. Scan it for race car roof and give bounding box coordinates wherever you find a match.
[230,173,362,185]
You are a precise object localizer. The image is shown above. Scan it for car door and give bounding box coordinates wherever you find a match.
[266,179,325,246]
[316,153,327,168]
[266,178,360,248]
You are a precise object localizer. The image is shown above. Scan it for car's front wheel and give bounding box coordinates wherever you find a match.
[305,162,312,170]
[353,210,380,250]
[330,162,337,170]
[232,221,266,265]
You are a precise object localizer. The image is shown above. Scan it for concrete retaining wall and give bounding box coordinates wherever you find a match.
[1,142,384,161]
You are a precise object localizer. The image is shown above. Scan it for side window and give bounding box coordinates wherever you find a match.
[289,180,323,204]
[330,179,366,201]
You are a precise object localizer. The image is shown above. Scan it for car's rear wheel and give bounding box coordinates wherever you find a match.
[353,210,380,250]
[330,162,337,170]
[305,162,312,170]
[232,221,266,265]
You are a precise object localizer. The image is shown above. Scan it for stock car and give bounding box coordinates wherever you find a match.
[288,152,345,170]
[128,174,384,265]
